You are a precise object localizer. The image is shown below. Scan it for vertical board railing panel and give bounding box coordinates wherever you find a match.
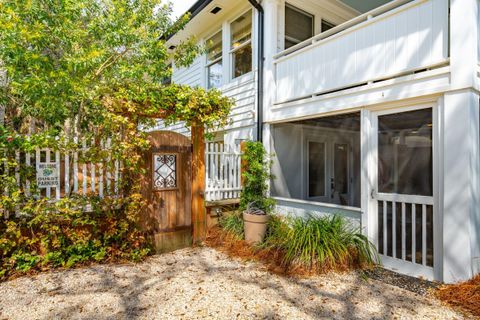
[273,0,449,104]
[0,137,121,214]
[376,194,434,274]
[205,142,242,202]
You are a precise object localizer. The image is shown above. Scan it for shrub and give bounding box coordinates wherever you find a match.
[240,141,275,214]
[264,214,378,271]
[0,196,151,280]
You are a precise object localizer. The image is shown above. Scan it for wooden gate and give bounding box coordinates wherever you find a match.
[140,131,192,253]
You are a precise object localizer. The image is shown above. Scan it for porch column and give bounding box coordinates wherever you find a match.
[442,91,480,283]
[360,109,374,241]
[262,0,280,146]
[441,0,480,283]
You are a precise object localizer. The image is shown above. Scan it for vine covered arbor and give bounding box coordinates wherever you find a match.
[0,0,233,278]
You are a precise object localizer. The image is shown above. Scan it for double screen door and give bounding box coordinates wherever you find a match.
[306,136,353,207]
[370,105,438,280]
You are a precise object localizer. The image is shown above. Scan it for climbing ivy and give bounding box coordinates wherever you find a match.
[240,141,276,214]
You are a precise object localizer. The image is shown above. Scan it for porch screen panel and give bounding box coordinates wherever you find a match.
[271,112,361,208]
[308,142,326,197]
[377,108,433,196]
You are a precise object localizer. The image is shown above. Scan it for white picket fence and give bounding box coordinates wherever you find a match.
[1,138,121,203]
[2,139,241,209]
[205,142,242,202]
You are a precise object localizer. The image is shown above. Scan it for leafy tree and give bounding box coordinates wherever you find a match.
[0,0,231,133]
[0,0,234,277]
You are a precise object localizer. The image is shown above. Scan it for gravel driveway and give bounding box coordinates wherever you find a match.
[0,247,467,319]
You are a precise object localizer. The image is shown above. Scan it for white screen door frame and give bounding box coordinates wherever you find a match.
[369,104,441,280]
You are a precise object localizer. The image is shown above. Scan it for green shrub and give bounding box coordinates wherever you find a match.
[240,141,275,214]
[0,196,151,280]
[218,212,244,239]
[264,214,378,270]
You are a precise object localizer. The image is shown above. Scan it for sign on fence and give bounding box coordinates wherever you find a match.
[36,163,60,188]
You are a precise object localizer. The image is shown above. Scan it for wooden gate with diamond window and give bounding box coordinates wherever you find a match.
[140,131,193,253]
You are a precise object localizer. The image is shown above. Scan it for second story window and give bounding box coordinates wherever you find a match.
[285,4,314,49]
[230,10,252,79]
[321,19,336,33]
[206,31,223,89]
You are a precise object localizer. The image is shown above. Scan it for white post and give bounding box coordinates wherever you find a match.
[450,0,479,91]
[442,91,480,283]
[441,0,480,283]
[262,0,280,199]
[262,0,280,140]
[361,109,373,241]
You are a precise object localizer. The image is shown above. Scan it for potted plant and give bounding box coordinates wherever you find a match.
[240,141,275,244]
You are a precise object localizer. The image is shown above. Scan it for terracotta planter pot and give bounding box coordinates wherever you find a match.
[243,212,270,244]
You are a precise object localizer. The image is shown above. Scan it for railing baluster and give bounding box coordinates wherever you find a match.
[106,138,112,195]
[90,138,96,195]
[422,204,427,266]
[99,140,104,198]
[25,151,31,197]
[392,201,396,258]
[55,149,61,200]
[65,148,70,196]
[82,138,87,195]
[383,200,387,256]
[412,204,416,264]
[46,148,51,199]
[401,202,406,261]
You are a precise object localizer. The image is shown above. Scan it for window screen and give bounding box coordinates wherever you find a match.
[321,19,336,33]
[231,11,252,49]
[377,108,433,196]
[206,31,223,88]
[285,4,313,49]
[231,11,252,79]
[207,31,222,63]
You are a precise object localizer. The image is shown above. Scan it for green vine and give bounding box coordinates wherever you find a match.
[239,141,276,214]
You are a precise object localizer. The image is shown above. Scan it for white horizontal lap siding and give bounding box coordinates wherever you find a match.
[172,57,203,87]
[221,74,256,130]
[151,120,190,136]
[275,0,449,104]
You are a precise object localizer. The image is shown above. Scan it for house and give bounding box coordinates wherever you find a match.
[161,0,480,284]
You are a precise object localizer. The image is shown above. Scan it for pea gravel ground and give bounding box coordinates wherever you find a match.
[0,247,468,320]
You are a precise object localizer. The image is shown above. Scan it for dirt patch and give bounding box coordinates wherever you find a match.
[435,275,480,317]
[0,247,467,319]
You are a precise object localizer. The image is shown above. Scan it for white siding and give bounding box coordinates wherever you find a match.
[156,70,257,137]
[274,0,449,104]
[221,73,256,130]
[172,57,203,87]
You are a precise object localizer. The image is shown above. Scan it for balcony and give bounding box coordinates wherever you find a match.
[273,0,449,105]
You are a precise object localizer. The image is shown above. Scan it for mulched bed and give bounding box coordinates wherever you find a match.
[205,227,317,277]
[435,274,480,318]
[362,267,440,296]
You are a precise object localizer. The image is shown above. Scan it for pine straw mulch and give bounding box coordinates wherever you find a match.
[205,227,363,278]
[435,274,480,318]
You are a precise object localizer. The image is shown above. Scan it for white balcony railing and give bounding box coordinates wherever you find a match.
[274,0,449,104]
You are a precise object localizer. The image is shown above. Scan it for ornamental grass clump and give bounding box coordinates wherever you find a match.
[264,214,378,271]
[218,212,244,240]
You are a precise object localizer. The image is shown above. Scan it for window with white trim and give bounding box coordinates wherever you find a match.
[321,19,336,33]
[285,4,314,49]
[206,31,223,89]
[230,10,252,79]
